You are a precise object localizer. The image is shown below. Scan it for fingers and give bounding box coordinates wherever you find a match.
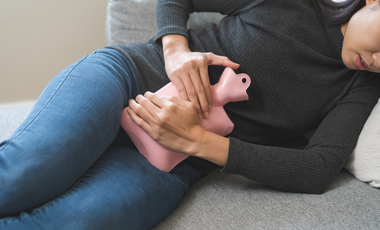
[127,98,154,134]
[170,65,211,118]
[142,91,170,110]
[131,92,195,116]
[128,93,171,138]
[128,92,197,135]
[168,75,189,102]
[177,67,202,116]
[206,53,240,70]
[165,51,239,119]
[128,92,177,124]
[199,65,213,113]
[188,65,211,118]
[167,94,195,111]
[144,92,194,115]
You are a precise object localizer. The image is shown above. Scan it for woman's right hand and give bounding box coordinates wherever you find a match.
[162,34,240,119]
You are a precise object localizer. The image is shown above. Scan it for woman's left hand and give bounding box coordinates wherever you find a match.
[127,91,206,156]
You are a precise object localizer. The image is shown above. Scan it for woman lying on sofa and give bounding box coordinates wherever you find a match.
[1,0,380,229]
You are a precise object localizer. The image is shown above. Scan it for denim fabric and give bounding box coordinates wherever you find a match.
[0,48,201,229]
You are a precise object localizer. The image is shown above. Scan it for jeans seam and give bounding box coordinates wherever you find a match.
[1,56,88,151]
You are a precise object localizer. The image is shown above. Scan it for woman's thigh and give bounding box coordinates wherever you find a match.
[0,48,141,216]
[0,145,201,230]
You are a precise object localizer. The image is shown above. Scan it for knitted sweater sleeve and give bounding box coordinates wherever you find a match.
[154,0,263,42]
[222,75,380,194]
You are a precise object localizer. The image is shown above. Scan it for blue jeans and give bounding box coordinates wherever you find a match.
[0,49,201,230]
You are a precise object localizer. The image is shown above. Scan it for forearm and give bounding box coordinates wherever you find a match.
[191,130,229,166]
[155,0,257,43]
[222,75,380,194]
[222,139,338,194]
[155,0,191,43]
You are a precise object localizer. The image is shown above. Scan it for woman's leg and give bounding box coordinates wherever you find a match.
[0,48,140,216]
[0,145,201,230]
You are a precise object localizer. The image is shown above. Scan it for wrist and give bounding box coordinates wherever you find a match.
[191,130,229,166]
[162,34,190,56]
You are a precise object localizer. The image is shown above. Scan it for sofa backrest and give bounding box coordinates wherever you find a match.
[106,0,223,45]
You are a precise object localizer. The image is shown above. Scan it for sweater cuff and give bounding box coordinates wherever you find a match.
[154,26,190,44]
[221,136,249,175]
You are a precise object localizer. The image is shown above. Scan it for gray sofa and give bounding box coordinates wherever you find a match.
[1,0,379,229]
[1,104,378,230]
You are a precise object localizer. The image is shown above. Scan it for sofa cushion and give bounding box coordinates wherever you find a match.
[106,0,223,46]
[345,98,380,188]
[152,169,380,229]
[0,105,33,141]
[106,0,157,45]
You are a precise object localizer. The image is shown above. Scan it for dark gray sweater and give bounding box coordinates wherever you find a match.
[111,0,380,194]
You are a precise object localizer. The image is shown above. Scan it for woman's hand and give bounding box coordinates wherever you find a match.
[162,35,240,119]
[127,92,205,155]
[127,92,229,166]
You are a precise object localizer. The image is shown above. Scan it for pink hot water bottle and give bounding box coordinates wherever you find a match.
[120,67,251,172]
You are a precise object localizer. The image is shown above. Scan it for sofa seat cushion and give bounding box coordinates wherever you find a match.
[153,169,380,229]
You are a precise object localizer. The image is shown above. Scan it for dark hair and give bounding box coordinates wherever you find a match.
[312,0,366,25]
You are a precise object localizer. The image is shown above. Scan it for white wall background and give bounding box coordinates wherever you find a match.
[0,0,108,104]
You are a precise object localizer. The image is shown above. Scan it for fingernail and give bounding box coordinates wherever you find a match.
[204,112,209,119]
[209,104,213,111]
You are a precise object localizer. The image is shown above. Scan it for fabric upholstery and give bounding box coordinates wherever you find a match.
[152,170,380,229]
[346,99,380,188]
[0,105,33,141]
[106,0,223,46]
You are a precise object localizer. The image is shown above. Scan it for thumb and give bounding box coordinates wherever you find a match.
[206,53,240,70]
